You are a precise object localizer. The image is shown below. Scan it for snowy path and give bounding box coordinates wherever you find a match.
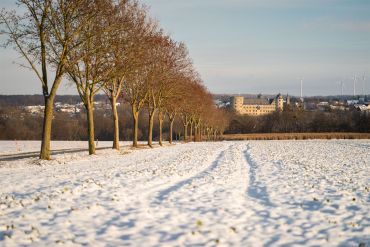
[0,140,369,246]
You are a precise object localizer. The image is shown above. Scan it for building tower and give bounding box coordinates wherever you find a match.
[276,94,284,111]
[232,96,244,113]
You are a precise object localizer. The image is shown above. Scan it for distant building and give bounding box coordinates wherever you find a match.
[55,102,81,114]
[232,94,284,116]
[353,104,369,112]
[347,100,359,105]
[317,102,329,111]
[24,105,45,115]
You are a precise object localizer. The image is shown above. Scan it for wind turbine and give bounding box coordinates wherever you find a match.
[337,81,344,97]
[362,74,366,96]
[353,75,357,97]
[300,78,304,99]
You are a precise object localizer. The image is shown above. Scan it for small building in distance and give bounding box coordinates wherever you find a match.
[232,94,284,116]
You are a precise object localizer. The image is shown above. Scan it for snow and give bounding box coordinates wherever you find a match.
[0,140,369,246]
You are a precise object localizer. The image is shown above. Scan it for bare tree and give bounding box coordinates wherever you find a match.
[1,0,88,159]
[157,42,192,146]
[130,30,181,148]
[65,0,113,155]
[101,0,145,150]
[123,10,158,148]
[165,83,187,144]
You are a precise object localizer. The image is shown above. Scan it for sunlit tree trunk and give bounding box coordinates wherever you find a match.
[194,126,198,142]
[86,99,96,155]
[132,105,139,148]
[189,122,193,142]
[148,109,156,148]
[158,110,164,146]
[183,123,188,141]
[40,95,55,160]
[111,96,120,150]
[169,115,175,144]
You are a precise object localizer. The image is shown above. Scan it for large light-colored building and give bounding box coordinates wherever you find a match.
[232,94,284,116]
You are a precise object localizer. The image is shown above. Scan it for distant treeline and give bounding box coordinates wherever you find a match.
[0,104,184,141]
[1,105,369,141]
[225,111,370,134]
[223,133,370,141]
[0,95,109,107]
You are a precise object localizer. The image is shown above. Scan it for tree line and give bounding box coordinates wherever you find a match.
[0,0,228,159]
[0,104,197,141]
[226,110,370,134]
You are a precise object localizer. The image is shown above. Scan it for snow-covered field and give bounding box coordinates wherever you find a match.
[0,140,369,246]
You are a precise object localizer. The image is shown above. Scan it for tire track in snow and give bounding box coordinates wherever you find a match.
[244,143,276,207]
[153,143,234,204]
[130,142,252,246]
[114,143,229,206]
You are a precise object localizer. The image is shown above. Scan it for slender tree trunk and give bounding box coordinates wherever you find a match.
[148,109,156,148]
[39,95,55,160]
[132,105,139,148]
[198,124,201,142]
[194,121,201,142]
[190,122,193,142]
[158,111,164,146]
[111,97,120,150]
[201,124,203,141]
[183,124,188,141]
[198,126,201,141]
[208,128,212,141]
[86,99,96,155]
[169,117,175,144]
[194,126,198,142]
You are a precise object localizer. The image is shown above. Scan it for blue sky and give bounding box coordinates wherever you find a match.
[1,0,370,96]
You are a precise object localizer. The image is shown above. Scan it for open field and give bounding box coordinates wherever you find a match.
[0,140,369,246]
[223,132,370,141]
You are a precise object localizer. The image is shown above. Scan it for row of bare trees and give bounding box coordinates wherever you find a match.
[0,0,228,160]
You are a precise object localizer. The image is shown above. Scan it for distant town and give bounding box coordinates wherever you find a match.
[1,93,370,117]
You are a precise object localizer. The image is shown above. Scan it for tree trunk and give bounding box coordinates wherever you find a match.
[111,97,120,150]
[148,109,156,148]
[194,126,198,142]
[183,124,188,142]
[197,125,201,142]
[199,125,203,142]
[207,128,212,141]
[132,105,139,148]
[86,99,96,155]
[158,111,164,146]
[169,117,175,144]
[190,122,193,142]
[39,96,55,160]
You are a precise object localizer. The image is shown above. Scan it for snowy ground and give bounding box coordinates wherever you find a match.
[0,140,369,246]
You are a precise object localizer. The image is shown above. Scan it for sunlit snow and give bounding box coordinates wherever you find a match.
[0,140,369,246]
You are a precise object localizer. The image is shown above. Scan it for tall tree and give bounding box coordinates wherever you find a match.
[142,32,176,147]
[122,10,157,148]
[65,0,112,155]
[157,42,192,146]
[102,0,145,150]
[1,0,88,159]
